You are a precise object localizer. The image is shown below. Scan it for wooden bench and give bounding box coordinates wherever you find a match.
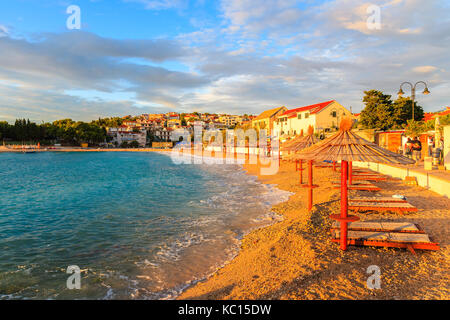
[332,181,381,191]
[348,201,418,215]
[331,221,440,254]
[351,175,387,181]
[350,197,407,203]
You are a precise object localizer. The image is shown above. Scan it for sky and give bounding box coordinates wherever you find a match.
[0,0,449,122]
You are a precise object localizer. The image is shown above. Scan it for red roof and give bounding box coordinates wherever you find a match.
[280,100,335,117]
[423,107,450,121]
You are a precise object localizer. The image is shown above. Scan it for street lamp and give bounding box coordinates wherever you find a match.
[398,81,430,121]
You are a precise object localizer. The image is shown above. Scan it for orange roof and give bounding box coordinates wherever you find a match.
[279,100,335,117]
[423,107,450,121]
[253,107,287,121]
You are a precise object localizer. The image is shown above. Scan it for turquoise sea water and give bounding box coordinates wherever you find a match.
[0,152,291,299]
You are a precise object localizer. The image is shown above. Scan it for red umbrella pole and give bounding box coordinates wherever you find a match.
[348,161,353,186]
[332,161,336,171]
[308,160,313,210]
[299,159,304,185]
[278,147,281,168]
[340,160,349,250]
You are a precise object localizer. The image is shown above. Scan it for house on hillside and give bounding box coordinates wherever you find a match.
[274,100,351,136]
[252,107,288,136]
[423,107,450,122]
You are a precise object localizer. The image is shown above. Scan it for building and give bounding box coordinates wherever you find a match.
[274,100,351,136]
[423,107,450,122]
[107,127,146,147]
[252,107,288,135]
[167,119,181,129]
[154,128,173,141]
[218,115,242,127]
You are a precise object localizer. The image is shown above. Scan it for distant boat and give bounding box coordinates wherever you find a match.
[22,150,37,154]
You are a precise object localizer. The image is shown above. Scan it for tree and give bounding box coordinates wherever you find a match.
[359,90,394,130]
[392,96,424,127]
[405,120,426,138]
[129,140,140,148]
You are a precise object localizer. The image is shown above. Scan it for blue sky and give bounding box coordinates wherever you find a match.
[0,0,449,122]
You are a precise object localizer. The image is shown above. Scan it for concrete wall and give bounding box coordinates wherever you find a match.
[353,161,450,198]
[444,126,450,170]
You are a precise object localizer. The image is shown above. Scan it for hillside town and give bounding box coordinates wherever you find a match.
[105,112,256,147]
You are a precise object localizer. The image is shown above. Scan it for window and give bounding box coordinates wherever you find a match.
[332,111,337,118]
[297,114,302,119]
[305,113,309,119]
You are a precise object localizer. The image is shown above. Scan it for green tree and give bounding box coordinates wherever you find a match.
[359,90,394,130]
[392,96,424,127]
[129,140,140,148]
[405,120,427,138]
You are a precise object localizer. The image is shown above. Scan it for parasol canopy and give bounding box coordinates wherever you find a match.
[283,126,318,155]
[293,119,415,165]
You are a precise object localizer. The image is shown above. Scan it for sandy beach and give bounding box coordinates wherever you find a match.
[178,160,450,300]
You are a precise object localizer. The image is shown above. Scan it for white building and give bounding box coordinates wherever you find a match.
[274,100,351,136]
[108,127,147,147]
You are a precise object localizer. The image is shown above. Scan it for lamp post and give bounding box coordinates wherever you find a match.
[398,81,430,121]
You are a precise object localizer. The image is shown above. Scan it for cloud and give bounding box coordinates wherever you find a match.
[413,66,439,74]
[124,0,187,10]
[0,24,8,37]
[1,0,450,122]
[0,31,210,117]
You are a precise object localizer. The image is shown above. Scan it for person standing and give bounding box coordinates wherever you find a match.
[411,136,422,164]
[404,138,413,158]
[427,136,434,156]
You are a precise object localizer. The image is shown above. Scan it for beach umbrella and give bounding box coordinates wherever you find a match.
[294,118,415,251]
[283,126,320,210]
[282,130,304,171]
[284,126,319,186]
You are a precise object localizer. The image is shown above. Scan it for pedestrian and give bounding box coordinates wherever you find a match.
[427,135,434,156]
[404,138,413,158]
[410,136,422,164]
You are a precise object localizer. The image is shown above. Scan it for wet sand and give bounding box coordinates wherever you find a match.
[178,160,450,300]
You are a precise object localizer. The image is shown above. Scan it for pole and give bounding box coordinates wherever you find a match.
[348,161,353,186]
[411,86,416,121]
[278,146,281,168]
[332,161,336,171]
[340,160,348,251]
[299,159,303,185]
[308,160,313,211]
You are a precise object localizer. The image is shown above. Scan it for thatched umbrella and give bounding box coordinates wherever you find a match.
[295,118,415,251]
[284,127,319,184]
[284,126,319,209]
[282,129,304,171]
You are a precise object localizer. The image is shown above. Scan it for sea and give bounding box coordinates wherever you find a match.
[0,151,291,299]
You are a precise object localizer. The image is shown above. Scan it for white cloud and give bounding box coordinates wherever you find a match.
[0,25,9,37]
[1,0,450,122]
